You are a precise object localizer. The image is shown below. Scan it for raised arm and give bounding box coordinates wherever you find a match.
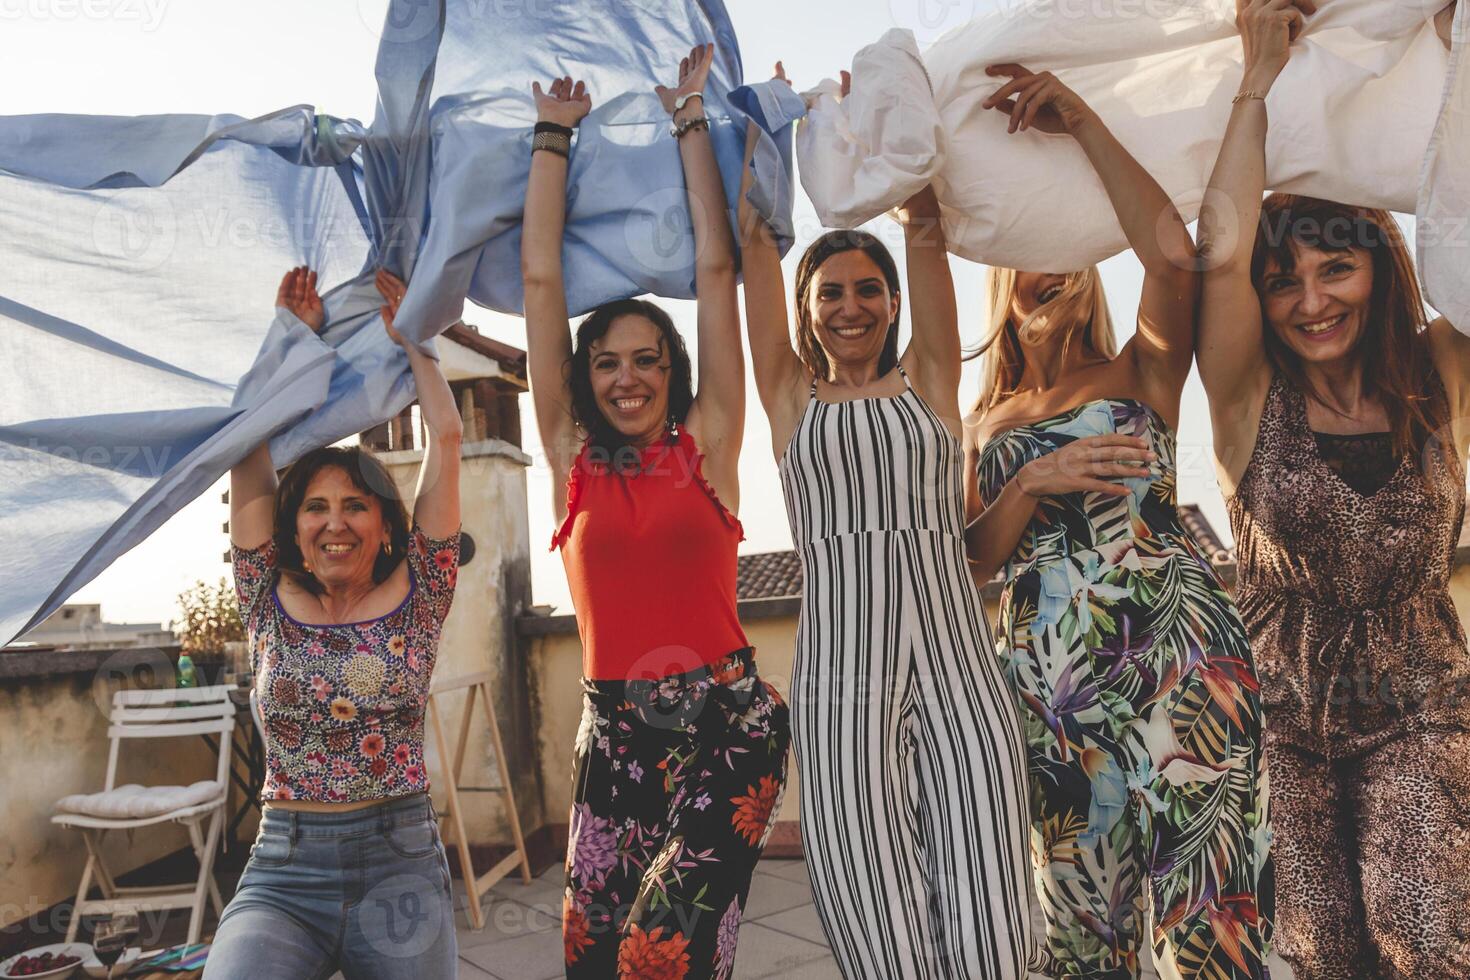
[737,64,807,438]
[230,267,324,550]
[376,269,462,539]
[521,77,592,521]
[983,65,1197,393]
[658,44,744,486]
[895,185,961,412]
[1196,0,1312,406]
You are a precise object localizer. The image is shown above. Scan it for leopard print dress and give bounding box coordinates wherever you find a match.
[1226,372,1470,980]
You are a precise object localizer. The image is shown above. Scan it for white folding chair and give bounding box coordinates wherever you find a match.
[53,684,235,945]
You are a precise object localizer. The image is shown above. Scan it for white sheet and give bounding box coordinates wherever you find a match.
[798,1,1466,330]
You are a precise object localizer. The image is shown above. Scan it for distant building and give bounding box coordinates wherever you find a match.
[9,603,175,650]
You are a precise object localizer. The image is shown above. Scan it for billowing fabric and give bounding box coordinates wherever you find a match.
[978,399,1273,980]
[564,648,790,980]
[1228,372,1470,758]
[798,2,1468,331]
[0,0,805,646]
[780,368,1035,980]
[1419,1,1469,331]
[232,524,459,804]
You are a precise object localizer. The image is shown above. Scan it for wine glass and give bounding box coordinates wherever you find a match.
[92,911,139,979]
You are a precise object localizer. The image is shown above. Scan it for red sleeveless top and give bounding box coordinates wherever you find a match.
[551,428,748,681]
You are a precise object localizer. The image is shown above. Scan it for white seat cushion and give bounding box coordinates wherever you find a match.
[55,781,223,820]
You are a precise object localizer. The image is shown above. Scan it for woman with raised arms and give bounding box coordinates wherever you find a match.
[737,64,1034,980]
[963,65,1273,979]
[208,265,463,979]
[1196,1,1470,976]
[520,45,791,979]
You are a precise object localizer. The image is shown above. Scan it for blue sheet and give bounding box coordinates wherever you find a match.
[0,0,805,645]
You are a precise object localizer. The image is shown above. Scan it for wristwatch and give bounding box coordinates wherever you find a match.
[672,92,703,114]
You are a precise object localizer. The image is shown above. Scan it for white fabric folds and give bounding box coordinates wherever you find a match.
[798,2,1467,331]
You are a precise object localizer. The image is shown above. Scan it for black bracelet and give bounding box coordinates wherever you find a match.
[534,121,574,138]
[532,130,571,158]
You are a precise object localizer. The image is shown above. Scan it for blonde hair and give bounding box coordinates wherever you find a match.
[971,266,1117,414]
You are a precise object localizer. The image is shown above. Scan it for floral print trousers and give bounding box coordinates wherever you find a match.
[1001,593,1276,980]
[563,649,791,980]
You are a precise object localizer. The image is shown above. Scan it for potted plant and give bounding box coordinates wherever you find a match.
[173,579,245,683]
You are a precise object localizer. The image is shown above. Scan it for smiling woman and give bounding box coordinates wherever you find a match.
[734,60,1035,976]
[1195,1,1470,976]
[203,264,465,980]
[520,47,792,979]
[564,297,694,468]
[270,447,411,604]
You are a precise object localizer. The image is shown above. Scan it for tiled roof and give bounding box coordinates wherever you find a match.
[446,322,526,380]
[735,504,1234,601]
[736,550,804,601]
[1178,503,1234,565]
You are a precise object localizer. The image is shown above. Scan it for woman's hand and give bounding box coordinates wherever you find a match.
[532,75,591,129]
[375,268,408,347]
[276,266,325,332]
[656,43,715,119]
[1237,0,1316,92]
[983,65,1095,135]
[1014,434,1155,499]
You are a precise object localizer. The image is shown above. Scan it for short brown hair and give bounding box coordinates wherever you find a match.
[272,446,411,596]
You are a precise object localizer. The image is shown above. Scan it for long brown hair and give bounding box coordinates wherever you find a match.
[1251,194,1440,457]
[968,266,1116,414]
[793,230,902,382]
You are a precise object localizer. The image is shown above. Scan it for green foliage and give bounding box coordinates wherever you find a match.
[175,578,243,654]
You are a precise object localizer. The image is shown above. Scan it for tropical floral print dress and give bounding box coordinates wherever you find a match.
[564,648,790,980]
[977,399,1274,979]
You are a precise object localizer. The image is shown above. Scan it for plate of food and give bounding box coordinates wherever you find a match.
[0,944,91,980]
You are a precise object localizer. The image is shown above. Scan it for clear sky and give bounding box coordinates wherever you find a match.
[2,0,1419,628]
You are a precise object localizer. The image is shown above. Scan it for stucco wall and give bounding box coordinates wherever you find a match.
[380,438,542,846]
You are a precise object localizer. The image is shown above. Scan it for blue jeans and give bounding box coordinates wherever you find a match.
[204,794,457,980]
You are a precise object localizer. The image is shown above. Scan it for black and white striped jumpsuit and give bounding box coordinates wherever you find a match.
[777,366,1035,979]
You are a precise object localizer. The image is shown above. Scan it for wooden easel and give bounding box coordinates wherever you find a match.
[426,672,533,930]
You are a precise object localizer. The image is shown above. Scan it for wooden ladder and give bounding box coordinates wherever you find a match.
[425,672,533,930]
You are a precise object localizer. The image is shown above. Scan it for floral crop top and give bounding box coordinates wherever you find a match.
[231,525,460,803]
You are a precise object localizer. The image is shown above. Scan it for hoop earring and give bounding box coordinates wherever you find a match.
[382,541,393,557]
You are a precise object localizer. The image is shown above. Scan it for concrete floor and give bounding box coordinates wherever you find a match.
[451,858,838,980]
[447,859,1296,980]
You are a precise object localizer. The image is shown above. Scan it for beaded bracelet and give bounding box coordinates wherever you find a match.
[671,115,710,140]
